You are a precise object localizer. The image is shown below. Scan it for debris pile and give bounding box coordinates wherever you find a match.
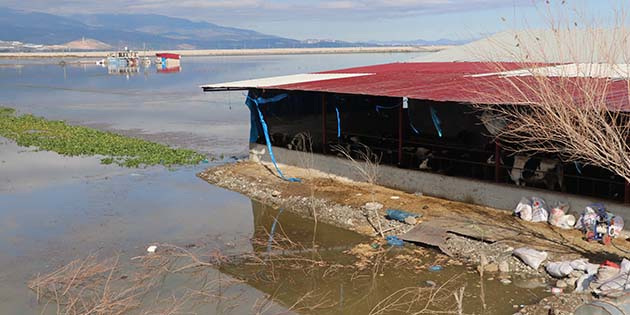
[514,197,624,245]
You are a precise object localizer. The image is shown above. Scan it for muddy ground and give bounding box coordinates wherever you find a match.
[199,160,630,314]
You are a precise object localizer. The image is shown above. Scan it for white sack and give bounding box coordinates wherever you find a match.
[546,261,575,278]
[513,247,548,270]
[531,197,549,223]
[515,197,533,221]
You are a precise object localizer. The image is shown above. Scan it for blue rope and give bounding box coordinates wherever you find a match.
[267,208,284,254]
[430,106,443,138]
[335,106,341,139]
[246,94,301,183]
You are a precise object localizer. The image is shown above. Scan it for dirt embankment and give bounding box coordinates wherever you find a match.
[198,160,630,314]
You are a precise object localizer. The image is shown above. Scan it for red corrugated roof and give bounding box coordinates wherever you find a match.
[275,62,630,110]
[204,61,630,111]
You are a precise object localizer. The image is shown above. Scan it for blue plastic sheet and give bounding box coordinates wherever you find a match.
[385,235,404,246]
[386,209,420,222]
[246,93,301,182]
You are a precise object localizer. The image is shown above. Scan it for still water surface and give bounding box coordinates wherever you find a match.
[0,53,547,314]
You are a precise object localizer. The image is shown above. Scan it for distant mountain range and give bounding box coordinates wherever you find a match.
[0,7,467,50]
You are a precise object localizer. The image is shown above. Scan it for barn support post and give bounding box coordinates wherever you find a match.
[321,94,327,153]
[494,141,501,182]
[625,181,630,204]
[398,104,403,165]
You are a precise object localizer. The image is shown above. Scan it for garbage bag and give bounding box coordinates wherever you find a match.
[513,247,548,270]
[576,203,603,231]
[592,265,621,288]
[546,261,575,278]
[611,215,624,237]
[575,274,595,292]
[514,197,533,221]
[549,203,575,229]
[531,197,549,223]
[598,272,630,292]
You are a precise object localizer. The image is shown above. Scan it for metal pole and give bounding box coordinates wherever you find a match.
[398,104,403,165]
[494,141,501,182]
[322,95,327,153]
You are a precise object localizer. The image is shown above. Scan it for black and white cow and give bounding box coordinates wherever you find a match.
[504,155,563,190]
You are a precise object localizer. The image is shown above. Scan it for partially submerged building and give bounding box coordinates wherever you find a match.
[201,36,630,214]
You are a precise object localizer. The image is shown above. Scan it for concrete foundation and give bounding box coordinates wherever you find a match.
[250,143,630,222]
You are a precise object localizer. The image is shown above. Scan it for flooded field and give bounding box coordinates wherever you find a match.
[1,53,549,314]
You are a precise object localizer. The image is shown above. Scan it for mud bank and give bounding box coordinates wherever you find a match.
[199,161,630,314]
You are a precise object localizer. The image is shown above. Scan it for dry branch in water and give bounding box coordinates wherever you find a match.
[332,143,384,236]
[28,245,242,315]
[368,274,467,315]
[474,4,630,182]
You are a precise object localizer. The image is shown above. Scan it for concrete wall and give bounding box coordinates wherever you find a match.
[250,143,630,221]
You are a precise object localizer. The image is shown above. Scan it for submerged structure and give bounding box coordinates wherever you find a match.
[201,60,630,212]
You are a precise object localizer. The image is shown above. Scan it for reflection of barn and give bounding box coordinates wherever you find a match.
[203,62,630,212]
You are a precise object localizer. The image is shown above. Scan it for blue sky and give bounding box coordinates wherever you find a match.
[1,0,618,41]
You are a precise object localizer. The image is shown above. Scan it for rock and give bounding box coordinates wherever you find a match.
[390,196,400,200]
[363,202,383,211]
[485,263,499,272]
[556,280,568,288]
[404,216,417,225]
[499,261,510,273]
[500,279,512,285]
[425,280,436,287]
[346,218,354,226]
[271,190,281,197]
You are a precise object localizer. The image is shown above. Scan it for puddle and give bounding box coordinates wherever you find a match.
[219,202,549,315]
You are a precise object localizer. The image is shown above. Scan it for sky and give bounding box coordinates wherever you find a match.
[0,0,618,41]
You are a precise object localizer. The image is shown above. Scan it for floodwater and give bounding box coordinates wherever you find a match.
[0,53,548,314]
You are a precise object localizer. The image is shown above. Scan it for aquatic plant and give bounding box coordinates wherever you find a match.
[0,106,206,167]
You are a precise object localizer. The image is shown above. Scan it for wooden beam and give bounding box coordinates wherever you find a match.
[322,95,327,153]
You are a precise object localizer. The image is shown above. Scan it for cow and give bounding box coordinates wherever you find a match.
[506,155,563,190]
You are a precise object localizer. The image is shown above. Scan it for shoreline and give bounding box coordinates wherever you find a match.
[0,46,448,59]
[198,160,630,314]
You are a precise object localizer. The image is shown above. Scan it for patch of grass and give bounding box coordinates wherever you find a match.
[0,106,207,167]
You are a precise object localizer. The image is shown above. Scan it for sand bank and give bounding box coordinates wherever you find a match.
[0,46,449,59]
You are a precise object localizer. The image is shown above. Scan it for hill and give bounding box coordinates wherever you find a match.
[0,8,373,50]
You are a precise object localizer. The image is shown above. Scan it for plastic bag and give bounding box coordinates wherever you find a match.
[549,202,574,229]
[513,247,548,270]
[514,197,533,221]
[576,203,603,231]
[611,215,624,237]
[531,197,549,222]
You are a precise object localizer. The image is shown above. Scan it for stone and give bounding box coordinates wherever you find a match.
[499,261,510,273]
[485,263,499,272]
[404,216,418,225]
[556,279,568,288]
[363,202,383,211]
[425,280,437,287]
[271,190,281,197]
[500,279,512,285]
